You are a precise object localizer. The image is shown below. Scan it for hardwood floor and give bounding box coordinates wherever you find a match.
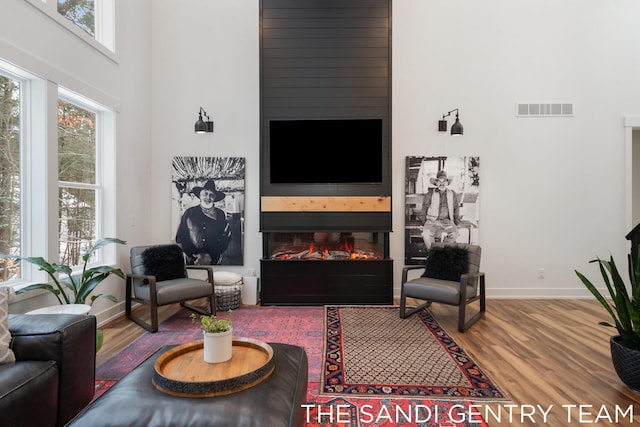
[98,299,640,426]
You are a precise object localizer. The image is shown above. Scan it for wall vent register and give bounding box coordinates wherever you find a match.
[516,103,573,117]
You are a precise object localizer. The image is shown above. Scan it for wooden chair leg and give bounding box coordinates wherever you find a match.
[181,301,213,316]
[458,274,486,332]
[149,290,158,333]
[125,275,159,333]
[458,301,467,332]
[125,275,133,318]
[400,286,432,319]
[399,285,408,318]
[209,294,216,315]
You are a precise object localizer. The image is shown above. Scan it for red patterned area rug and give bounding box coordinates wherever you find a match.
[96,305,325,381]
[305,385,488,427]
[95,305,493,426]
[322,306,508,401]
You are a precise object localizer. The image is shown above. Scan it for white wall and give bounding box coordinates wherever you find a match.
[392,0,640,297]
[4,0,640,321]
[149,0,261,280]
[149,0,640,299]
[633,130,640,226]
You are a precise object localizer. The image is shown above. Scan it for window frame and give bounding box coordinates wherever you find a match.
[56,88,118,273]
[23,0,115,59]
[0,58,118,293]
[0,67,32,286]
[58,90,104,267]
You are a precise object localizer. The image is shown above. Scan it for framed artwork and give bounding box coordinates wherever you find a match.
[405,156,480,265]
[171,156,245,266]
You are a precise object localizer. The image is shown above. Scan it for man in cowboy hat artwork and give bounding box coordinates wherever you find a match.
[176,179,232,265]
[421,170,461,250]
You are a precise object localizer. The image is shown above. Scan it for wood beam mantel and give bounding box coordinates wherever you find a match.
[260,196,391,213]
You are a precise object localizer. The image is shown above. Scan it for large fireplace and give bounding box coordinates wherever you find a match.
[261,231,393,305]
[259,117,393,305]
[259,195,393,305]
[259,0,392,305]
[266,232,384,260]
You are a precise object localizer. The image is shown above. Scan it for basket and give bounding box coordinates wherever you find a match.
[213,271,243,311]
[215,284,242,311]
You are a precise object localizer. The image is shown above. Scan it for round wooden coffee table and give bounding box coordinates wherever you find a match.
[152,337,275,398]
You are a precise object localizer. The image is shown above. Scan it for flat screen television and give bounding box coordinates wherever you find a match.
[269,119,383,184]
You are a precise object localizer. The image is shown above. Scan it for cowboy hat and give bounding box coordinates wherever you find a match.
[192,180,226,202]
[429,170,453,185]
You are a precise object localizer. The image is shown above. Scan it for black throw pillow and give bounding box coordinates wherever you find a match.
[422,246,469,281]
[141,245,185,282]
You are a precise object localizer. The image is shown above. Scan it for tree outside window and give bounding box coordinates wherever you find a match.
[0,75,21,282]
[58,0,95,37]
[58,100,98,267]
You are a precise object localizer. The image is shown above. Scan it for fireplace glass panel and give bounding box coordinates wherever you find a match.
[266,232,386,260]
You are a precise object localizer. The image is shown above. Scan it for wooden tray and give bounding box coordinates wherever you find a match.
[152,337,275,398]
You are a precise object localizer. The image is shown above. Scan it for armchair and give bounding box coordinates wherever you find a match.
[125,244,215,333]
[399,242,485,332]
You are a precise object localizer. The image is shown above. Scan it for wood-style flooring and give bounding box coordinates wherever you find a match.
[98,299,640,426]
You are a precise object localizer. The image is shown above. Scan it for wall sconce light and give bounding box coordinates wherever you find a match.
[438,108,463,135]
[194,107,214,133]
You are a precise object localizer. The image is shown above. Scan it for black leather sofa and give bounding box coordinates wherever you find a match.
[0,314,96,427]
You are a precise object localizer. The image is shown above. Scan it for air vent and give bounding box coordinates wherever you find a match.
[516,103,573,117]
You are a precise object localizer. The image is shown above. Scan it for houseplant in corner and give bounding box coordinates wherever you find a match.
[192,310,233,363]
[575,249,640,390]
[0,237,127,351]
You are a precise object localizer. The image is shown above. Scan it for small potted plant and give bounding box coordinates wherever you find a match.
[575,249,640,390]
[191,310,233,363]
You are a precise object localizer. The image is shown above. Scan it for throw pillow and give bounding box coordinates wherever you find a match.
[422,246,469,281]
[0,287,16,364]
[142,245,186,282]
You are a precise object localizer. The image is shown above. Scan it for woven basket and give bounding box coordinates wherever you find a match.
[215,284,242,311]
[213,271,243,311]
[610,335,640,391]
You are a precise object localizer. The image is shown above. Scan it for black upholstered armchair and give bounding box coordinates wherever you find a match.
[125,244,215,333]
[399,242,485,332]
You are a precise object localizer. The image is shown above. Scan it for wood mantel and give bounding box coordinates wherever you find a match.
[260,196,391,213]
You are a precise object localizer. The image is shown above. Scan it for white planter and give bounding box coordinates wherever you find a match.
[203,329,233,363]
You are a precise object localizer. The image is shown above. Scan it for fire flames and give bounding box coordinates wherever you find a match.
[271,241,381,260]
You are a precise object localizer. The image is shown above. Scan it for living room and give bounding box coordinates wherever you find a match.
[2,0,640,426]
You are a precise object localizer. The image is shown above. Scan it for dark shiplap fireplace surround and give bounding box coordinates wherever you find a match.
[259,0,392,304]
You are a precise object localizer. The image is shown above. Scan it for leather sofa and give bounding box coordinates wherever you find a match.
[0,314,96,427]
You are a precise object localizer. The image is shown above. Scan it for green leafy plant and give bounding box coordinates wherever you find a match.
[0,237,126,352]
[191,310,233,334]
[575,251,640,351]
[0,237,127,306]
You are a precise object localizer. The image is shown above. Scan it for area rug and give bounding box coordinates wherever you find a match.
[96,305,325,381]
[321,306,508,401]
[95,305,493,426]
[303,391,488,427]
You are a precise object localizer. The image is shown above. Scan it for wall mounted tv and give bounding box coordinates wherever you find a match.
[269,119,383,184]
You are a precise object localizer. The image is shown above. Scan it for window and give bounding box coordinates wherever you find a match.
[24,0,115,54]
[57,0,95,37]
[0,73,22,281]
[58,97,99,267]
[0,57,117,287]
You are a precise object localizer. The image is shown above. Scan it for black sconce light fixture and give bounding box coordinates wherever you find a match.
[194,107,214,133]
[438,108,463,135]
